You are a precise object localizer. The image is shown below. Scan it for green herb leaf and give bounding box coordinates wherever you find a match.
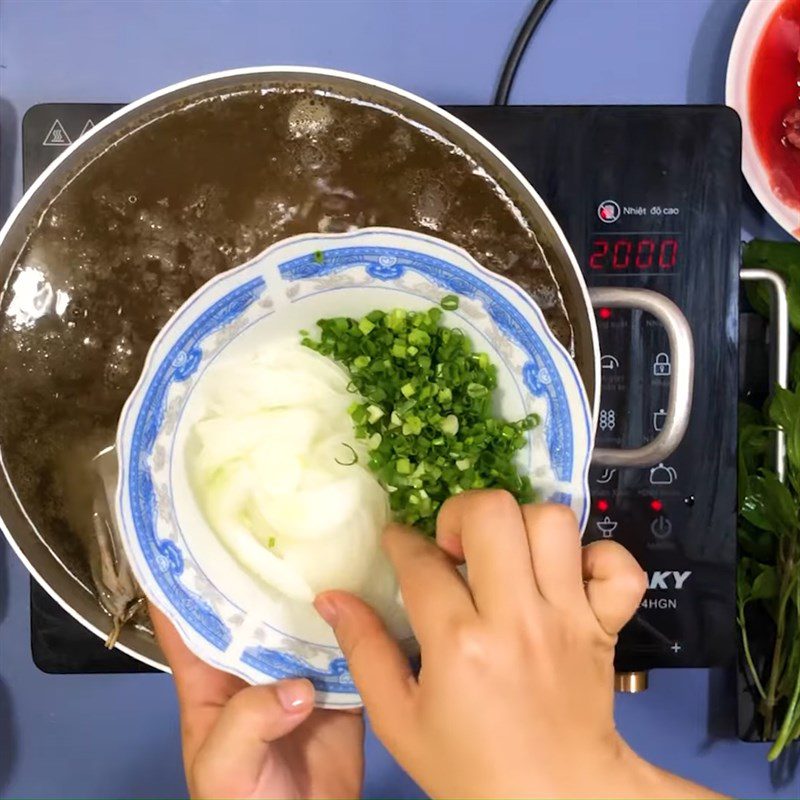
[790,344,800,390]
[788,279,800,335]
[736,243,800,757]
[751,564,779,601]
[739,401,771,498]
[741,486,774,531]
[742,472,798,533]
[768,386,800,432]
[742,240,800,333]
[769,386,800,473]
[738,525,776,564]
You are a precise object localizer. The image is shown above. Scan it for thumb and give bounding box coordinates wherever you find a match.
[192,680,313,791]
[582,540,647,636]
[315,591,416,745]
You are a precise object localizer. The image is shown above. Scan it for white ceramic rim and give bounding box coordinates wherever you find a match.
[0,66,600,672]
[726,0,800,238]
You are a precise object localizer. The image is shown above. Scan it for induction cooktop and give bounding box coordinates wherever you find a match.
[21,102,740,677]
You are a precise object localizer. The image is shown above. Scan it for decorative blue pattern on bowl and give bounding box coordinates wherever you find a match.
[116,228,593,707]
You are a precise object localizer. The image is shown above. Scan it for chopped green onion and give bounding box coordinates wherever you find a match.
[396,458,412,475]
[387,308,407,330]
[349,404,367,424]
[467,382,489,399]
[402,417,423,436]
[408,328,430,346]
[440,294,460,310]
[335,443,359,466]
[367,404,384,424]
[301,306,539,535]
[441,414,459,436]
[313,250,324,264]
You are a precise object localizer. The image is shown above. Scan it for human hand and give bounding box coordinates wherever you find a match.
[315,492,723,799]
[151,604,363,800]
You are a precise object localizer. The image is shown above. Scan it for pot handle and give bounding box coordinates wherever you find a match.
[740,268,789,481]
[589,288,694,467]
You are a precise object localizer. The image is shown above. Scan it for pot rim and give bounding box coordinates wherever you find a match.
[0,66,599,672]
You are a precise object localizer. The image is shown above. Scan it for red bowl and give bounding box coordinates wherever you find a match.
[727,0,800,238]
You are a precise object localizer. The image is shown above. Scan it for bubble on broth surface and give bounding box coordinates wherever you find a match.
[0,85,572,634]
[411,179,451,232]
[288,96,334,139]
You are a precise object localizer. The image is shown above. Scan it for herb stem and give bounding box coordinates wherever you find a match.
[762,538,796,740]
[737,599,767,701]
[768,664,800,761]
[768,580,800,760]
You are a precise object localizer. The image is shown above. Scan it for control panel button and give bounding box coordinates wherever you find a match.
[598,408,617,433]
[650,515,672,539]
[595,467,617,485]
[595,515,618,538]
[649,462,677,485]
[601,354,620,371]
[652,351,671,377]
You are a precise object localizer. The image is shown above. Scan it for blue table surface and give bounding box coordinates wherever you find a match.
[0,0,796,798]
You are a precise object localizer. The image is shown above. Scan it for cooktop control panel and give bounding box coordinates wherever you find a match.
[454,106,741,671]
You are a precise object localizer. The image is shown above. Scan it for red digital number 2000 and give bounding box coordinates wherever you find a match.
[589,237,678,272]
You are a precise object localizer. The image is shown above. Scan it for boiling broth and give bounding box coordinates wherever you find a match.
[0,86,572,622]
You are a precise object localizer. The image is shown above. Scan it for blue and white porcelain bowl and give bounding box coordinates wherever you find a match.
[116,227,593,707]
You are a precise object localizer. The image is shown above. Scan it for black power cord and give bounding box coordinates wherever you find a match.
[493,0,555,105]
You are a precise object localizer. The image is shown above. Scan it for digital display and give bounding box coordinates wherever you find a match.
[589,234,680,275]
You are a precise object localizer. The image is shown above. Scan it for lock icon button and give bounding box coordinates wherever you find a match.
[653,352,671,377]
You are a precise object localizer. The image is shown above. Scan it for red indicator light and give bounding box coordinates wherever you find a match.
[650,499,663,512]
[596,499,610,512]
[599,307,613,320]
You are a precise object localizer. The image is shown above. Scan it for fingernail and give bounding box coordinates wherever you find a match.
[276,680,313,713]
[314,595,339,627]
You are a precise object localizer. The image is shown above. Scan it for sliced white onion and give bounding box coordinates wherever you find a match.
[190,339,404,629]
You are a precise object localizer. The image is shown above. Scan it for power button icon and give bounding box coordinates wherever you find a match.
[651,515,673,539]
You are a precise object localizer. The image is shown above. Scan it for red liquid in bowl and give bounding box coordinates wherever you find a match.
[749,0,800,211]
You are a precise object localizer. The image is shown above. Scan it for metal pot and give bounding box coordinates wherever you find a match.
[0,67,694,671]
